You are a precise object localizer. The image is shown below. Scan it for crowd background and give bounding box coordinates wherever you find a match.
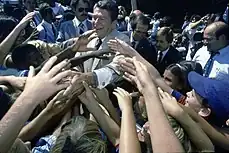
[0,0,228,152]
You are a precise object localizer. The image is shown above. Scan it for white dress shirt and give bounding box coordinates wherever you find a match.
[72,17,89,35]
[158,47,169,62]
[208,45,229,81]
[192,46,210,68]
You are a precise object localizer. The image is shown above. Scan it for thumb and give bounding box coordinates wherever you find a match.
[28,66,35,78]
[82,81,90,90]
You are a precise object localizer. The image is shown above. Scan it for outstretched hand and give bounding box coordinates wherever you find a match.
[23,56,72,103]
[113,87,132,111]
[71,30,98,52]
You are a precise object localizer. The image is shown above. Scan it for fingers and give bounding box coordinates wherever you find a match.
[28,66,35,78]
[40,56,58,73]
[51,70,72,83]
[48,59,70,77]
[88,32,98,42]
[57,83,70,91]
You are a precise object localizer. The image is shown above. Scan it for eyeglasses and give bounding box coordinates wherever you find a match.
[78,8,90,12]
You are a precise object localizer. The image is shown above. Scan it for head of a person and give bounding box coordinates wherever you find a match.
[190,14,201,23]
[92,0,118,39]
[203,21,229,53]
[185,72,229,126]
[118,5,127,18]
[156,27,173,51]
[39,3,55,22]
[163,61,203,94]
[51,116,107,153]
[160,16,172,28]
[153,12,160,20]
[23,0,36,12]
[11,44,44,70]
[131,14,150,41]
[44,0,55,7]
[70,0,90,22]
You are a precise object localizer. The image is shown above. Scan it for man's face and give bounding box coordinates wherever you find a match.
[24,0,36,12]
[203,27,221,52]
[156,34,170,51]
[133,23,148,41]
[92,7,113,39]
[74,0,89,21]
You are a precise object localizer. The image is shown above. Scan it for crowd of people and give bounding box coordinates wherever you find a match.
[0,0,228,152]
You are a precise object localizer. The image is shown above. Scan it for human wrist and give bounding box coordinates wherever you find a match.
[84,72,97,87]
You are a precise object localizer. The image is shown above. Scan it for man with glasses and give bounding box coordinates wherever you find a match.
[124,13,157,65]
[57,0,92,42]
[201,21,229,80]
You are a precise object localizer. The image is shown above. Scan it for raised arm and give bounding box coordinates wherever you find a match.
[0,56,71,153]
[131,58,184,152]
[158,88,214,152]
[131,0,138,11]
[113,87,141,153]
[78,82,120,146]
[0,12,35,65]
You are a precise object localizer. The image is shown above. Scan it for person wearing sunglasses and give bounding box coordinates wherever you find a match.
[57,0,92,42]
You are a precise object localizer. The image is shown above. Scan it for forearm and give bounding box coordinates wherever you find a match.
[0,92,39,153]
[190,20,202,29]
[83,99,120,146]
[131,0,137,10]
[143,86,184,152]
[0,76,10,84]
[0,25,23,65]
[175,111,214,151]
[18,109,52,141]
[102,100,121,126]
[181,105,229,150]
[120,107,141,153]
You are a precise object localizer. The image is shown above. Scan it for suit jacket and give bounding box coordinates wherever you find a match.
[37,21,58,43]
[155,46,183,75]
[75,29,130,73]
[123,31,157,66]
[57,19,92,42]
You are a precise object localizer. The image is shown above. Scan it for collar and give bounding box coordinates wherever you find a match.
[42,20,53,29]
[73,17,88,27]
[218,44,229,56]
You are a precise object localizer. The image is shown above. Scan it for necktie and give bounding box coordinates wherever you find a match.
[51,24,56,38]
[79,23,85,35]
[203,52,219,77]
[95,39,102,50]
[157,51,163,63]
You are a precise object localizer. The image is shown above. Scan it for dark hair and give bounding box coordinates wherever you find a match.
[94,0,118,22]
[51,116,107,153]
[0,15,17,43]
[160,16,172,28]
[39,3,52,19]
[131,14,150,31]
[70,0,90,9]
[166,61,203,94]
[157,27,174,43]
[11,44,40,70]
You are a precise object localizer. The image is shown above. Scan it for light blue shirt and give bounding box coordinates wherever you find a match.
[223,6,228,24]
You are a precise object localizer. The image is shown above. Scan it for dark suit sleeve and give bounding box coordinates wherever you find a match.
[135,38,157,66]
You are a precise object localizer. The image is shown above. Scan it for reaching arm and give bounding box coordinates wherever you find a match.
[181,105,229,151]
[79,82,120,146]
[0,12,35,65]
[113,88,141,153]
[131,0,138,11]
[0,57,72,153]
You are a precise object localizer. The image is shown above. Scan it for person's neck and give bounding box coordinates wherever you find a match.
[98,29,113,39]
[161,46,170,52]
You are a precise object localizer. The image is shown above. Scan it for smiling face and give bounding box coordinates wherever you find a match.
[92,7,114,39]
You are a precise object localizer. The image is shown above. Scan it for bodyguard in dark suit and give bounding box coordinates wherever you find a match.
[123,14,157,65]
[155,27,183,75]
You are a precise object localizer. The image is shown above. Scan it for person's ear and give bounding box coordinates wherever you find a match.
[198,107,211,118]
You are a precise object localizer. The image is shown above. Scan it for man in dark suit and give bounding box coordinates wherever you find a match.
[123,14,157,65]
[155,27,183,75]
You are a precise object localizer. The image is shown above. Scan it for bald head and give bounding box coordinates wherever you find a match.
[203,21,229,52]
[205,21,229,40]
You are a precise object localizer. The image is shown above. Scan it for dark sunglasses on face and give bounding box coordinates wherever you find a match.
[78,8,90,12]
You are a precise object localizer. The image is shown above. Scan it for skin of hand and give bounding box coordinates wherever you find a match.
[23,56,72,103]
[18,12,35,29]
[71,29,98,52]
[113,87,132,111]
[5,76,26,90]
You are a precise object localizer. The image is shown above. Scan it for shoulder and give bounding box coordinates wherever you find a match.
[37,24,45,31]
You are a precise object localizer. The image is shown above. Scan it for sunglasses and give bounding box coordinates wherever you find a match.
[78,8,90,12]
